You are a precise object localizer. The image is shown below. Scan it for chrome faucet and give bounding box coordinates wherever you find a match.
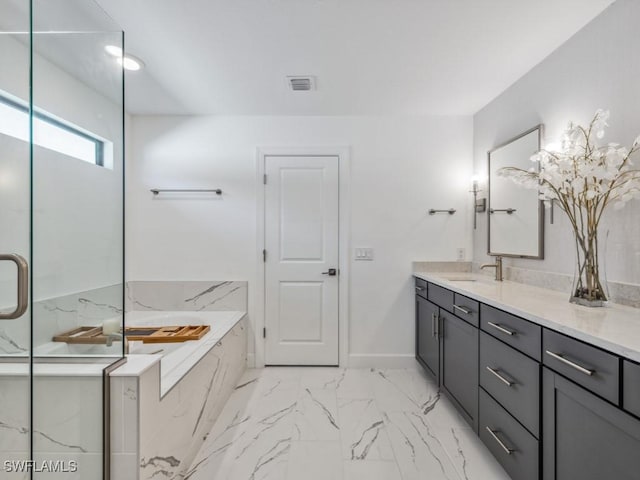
[481,255,503,281]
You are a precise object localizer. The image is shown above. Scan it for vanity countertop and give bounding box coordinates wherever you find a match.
[414,271,640,363]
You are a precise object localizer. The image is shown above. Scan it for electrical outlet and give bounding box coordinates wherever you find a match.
[354,248,374,261]
[456,248,466,261]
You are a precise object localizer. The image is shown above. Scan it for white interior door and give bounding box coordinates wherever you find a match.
[264,155,339,365]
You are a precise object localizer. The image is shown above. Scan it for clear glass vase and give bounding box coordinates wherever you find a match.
[570,229,609,307]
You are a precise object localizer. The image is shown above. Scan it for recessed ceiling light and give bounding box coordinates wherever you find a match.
[117,55,145,71]
[104,45,122,57]
[104,44,145,71]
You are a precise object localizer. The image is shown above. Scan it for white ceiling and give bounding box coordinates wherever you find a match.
[95,0,615,116]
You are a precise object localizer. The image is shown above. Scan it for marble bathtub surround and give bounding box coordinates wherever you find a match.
[0,326,28,355]
[0,280,247,357]
[110,315,247,480]
[126,280,248,312]
[0,283,124,355]
[184,366,509,480]
[415,272,640,362]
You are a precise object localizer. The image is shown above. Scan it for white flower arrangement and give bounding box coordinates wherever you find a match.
[499,110,640,305]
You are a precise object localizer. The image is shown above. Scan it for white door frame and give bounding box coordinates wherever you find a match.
[255,147,350,368]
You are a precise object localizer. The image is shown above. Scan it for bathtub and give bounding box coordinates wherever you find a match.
[1,310,247,480]
[37,310,245,396]
[109,310,247,480]
[126,310,245,396]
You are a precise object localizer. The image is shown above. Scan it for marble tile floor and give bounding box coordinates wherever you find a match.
[182,366,510,480]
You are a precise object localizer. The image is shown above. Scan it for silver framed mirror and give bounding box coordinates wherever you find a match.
[487,125,544,259]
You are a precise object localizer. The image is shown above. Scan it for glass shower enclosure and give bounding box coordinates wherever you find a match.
[0,1,125,478]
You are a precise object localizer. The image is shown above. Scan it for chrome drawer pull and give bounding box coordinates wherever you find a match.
[415,286,425,292]
[545,350,594,376]
[431,312,437,338]
[487,321,516,336]
[432,313,440,338]
[453,304,472,315]
[486,366,514,387]
[485,427,515,455]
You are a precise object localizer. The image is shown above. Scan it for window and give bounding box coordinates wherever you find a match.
[0,92,109,167]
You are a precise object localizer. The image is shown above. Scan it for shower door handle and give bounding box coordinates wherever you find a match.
[0,254,29,320]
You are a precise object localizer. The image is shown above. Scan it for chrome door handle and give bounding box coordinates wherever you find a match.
[486,366,515,387]
[487,321,516,336]
[453,304,472,315]
[485,427,515,455]
[545,350,594,376]
[321,268,337,276]
[0,254,29,320]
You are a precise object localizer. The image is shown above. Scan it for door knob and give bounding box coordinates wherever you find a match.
[322,268,337,276]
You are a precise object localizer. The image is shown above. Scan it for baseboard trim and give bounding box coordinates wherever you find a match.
[347,354,419,369]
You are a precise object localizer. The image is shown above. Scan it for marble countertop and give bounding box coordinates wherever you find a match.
[414,272,640,363]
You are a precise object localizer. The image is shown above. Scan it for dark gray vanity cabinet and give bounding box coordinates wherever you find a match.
[414,275,640,480]
[543,368,640,480]
[441,308,479,431]
[623,360,640,418]
[416,294,440,383]
[414,279,479,431]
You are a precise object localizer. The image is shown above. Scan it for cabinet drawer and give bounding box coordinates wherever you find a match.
[543,329,619,404]
[623,360,640,417]
[427,283,454,311]
[480,332,540,437]
[414,278,428,299]
[479,389,539,480]
[481,304,541,361]
[452,293,479,327]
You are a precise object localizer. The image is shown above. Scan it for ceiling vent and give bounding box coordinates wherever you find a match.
[287,76,315,91]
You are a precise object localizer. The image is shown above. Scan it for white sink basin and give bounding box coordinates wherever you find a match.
[436,274,497,285]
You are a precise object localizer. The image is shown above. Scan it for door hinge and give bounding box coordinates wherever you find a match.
[263,249,266,262]
[263,327,266,338]
[263,174,267,185]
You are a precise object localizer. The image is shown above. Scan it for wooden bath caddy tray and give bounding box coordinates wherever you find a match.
[52,325,210,344]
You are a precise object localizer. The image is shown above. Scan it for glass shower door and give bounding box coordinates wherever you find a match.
[31,1,125,478]
[1,1,125,478]
[0,2,31,477]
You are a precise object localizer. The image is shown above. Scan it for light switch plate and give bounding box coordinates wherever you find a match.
[354,248,374,261]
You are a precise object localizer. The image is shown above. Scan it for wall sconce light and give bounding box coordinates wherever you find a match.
[470,174,486,229]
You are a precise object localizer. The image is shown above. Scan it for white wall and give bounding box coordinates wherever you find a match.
[127,115,473,365]
[473,0,640,285]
